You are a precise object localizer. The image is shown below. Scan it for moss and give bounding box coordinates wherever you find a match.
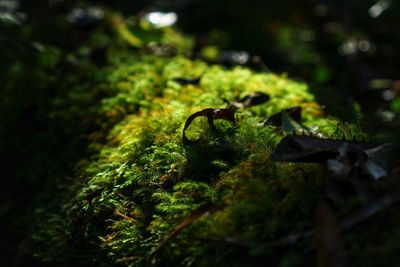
[2,12,394,267]
[31,41,332,265]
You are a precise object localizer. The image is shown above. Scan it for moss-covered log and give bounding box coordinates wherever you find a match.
[1,10,399,267]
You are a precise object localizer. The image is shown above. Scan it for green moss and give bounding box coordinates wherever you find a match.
[31,45,333,265]
[3,12,389,267]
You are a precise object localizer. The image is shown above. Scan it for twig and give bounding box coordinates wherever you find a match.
[340,191,400,230]
[114,210,138,224]
[195,191,400,249]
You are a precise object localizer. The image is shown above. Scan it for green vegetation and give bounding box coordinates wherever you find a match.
[1,8,399,267]
[27,14,331,266]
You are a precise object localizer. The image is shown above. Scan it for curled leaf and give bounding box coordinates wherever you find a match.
[225,91,270,109]
[238,91,270,107]
[362,160,387,180]
[327,143,392,181]
[264,106,302,127]
[271,134,375,163]
[364,143,394,170]
[182,108,236,145]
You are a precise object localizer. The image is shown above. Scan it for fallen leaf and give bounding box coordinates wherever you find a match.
[271,135,375,163]
[264,106,302,127]
[182,108,236,145]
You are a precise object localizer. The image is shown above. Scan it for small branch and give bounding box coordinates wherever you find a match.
[340,191,400,230]
[150,202,226,256]
[194,191,400,249]
[114,210,138,224]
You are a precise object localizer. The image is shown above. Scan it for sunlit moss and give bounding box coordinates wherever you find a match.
[27,13,370,267]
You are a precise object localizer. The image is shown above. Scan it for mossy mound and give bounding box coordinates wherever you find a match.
[3,11,398,267]
[31,48,337,265]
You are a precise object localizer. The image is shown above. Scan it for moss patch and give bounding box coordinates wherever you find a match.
[2,12,395,267]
